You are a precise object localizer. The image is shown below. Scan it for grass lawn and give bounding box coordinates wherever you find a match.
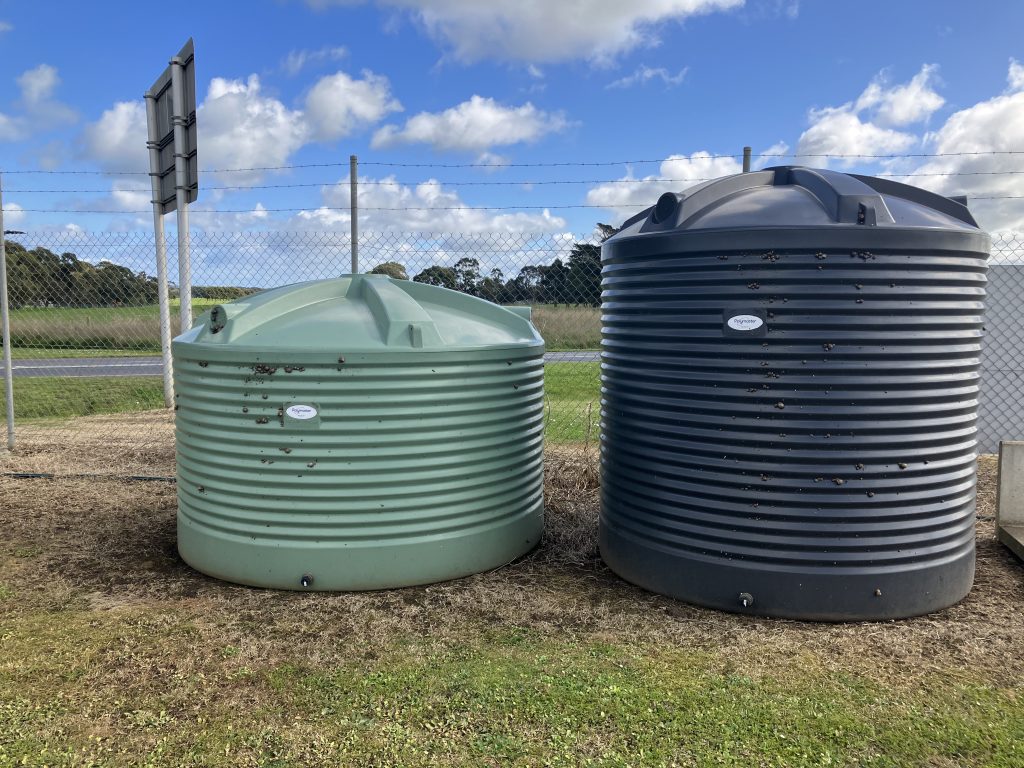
[2,612,1021,767]
[10,348,162,360]
[11,377,166,420]
[7,362,601,443]
[0,450,1021,767]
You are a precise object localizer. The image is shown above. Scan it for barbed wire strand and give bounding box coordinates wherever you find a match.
[9,168,1024,194]
[12,194,1024,215]
[3,150,1024,176]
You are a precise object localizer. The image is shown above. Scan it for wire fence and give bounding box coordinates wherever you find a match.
[0,230,605,470]
[0,230,1022,473]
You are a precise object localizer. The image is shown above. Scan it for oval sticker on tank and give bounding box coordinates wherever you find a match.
[727,314,764,331]
[285,404,318,420]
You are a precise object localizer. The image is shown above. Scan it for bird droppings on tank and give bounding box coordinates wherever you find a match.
[198,361,208,368]
[255,417,269,424]
[747,282,760,289]
[252,364,278,375]
[279,447,292,453]
[822,343,835,351]
[242,407,248,414]
[774,402,785,409]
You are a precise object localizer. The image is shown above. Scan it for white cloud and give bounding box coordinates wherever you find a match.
[16,64,78,127]
[0,112,21,141]
[281,45,348,76]
[795,65,946,165]
[372,95,568,152]
[17,64,60,106]
[80,100,148,172]
[855,64,944,127]
[304,69,402,142]
[1008,58,1024,92]
[202,75,309,179]
[80,69,395,180]
[606,65,688,89]
[585,150,744,222]
[892,60,1024,232]
[0,21,12,33]
[796,106,917,164]
[0,64,77,141]
[305,174,567,234]
[1,201,25,227]
[752,141,790,169]
[312,0,744,64]
[108,180,152,212]
[475,151,510,170]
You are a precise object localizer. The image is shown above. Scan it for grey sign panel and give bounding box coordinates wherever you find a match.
[147,38,197,215]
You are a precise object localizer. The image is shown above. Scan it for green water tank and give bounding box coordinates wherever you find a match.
[172,274,544,590]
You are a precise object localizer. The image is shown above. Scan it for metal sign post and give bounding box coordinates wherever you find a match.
[145,95,174,407]
[0,174,15,449]
[350,154,358,274]
[170,52,194,331]
[146,38,198,405]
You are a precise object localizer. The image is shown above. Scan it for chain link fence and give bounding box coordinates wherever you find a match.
[0,230,605,471]
[0,230,1021,472]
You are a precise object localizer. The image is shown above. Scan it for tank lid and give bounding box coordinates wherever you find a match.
[616,165,981,236]
[175,274,542,351]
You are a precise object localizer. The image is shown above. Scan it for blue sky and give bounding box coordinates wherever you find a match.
[0,0,1022,239]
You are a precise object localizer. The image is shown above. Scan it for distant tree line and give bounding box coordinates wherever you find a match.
[192,285,262,300]
[2,240,159,308]
[1,226,616,309]
[369,224,617,306]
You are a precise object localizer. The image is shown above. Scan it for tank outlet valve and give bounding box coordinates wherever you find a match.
[300,574,314,588]
[739,592,754,608]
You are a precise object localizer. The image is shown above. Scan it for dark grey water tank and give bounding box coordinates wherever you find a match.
[599,166,990,621]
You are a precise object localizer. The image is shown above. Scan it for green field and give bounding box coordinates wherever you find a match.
[5,301,601,354]
[2,614,1020,767]
[8,362,601,443]
[6,299,220,355]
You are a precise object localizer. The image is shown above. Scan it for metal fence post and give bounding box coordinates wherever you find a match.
[171,56,193,332]
[145,92,175,408]
[350,154,358,274]
[0,174,15,449]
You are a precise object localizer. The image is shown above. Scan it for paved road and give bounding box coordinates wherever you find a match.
[1,351,601,378]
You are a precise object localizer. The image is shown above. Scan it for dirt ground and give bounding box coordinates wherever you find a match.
[2,410,1023,690]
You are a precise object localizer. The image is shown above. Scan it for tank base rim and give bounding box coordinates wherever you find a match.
[599,528,975,622]
[178,501,543,591]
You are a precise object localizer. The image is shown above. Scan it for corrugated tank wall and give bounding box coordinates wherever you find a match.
[175,348,544,590]
[598,167,990,620]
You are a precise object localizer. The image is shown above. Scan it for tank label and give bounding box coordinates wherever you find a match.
[285,404,318,420]
[727,314,764,331]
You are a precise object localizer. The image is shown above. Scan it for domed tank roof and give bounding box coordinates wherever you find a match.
[176,273,541,352]
[613,165,983,243]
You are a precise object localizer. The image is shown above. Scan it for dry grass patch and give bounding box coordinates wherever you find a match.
[3,423,1024,765]
[1,434,1022,687]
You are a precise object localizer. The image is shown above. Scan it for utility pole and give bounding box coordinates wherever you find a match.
[0,174,15,449]
[350,154,358,274]
[742,146,752,173]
